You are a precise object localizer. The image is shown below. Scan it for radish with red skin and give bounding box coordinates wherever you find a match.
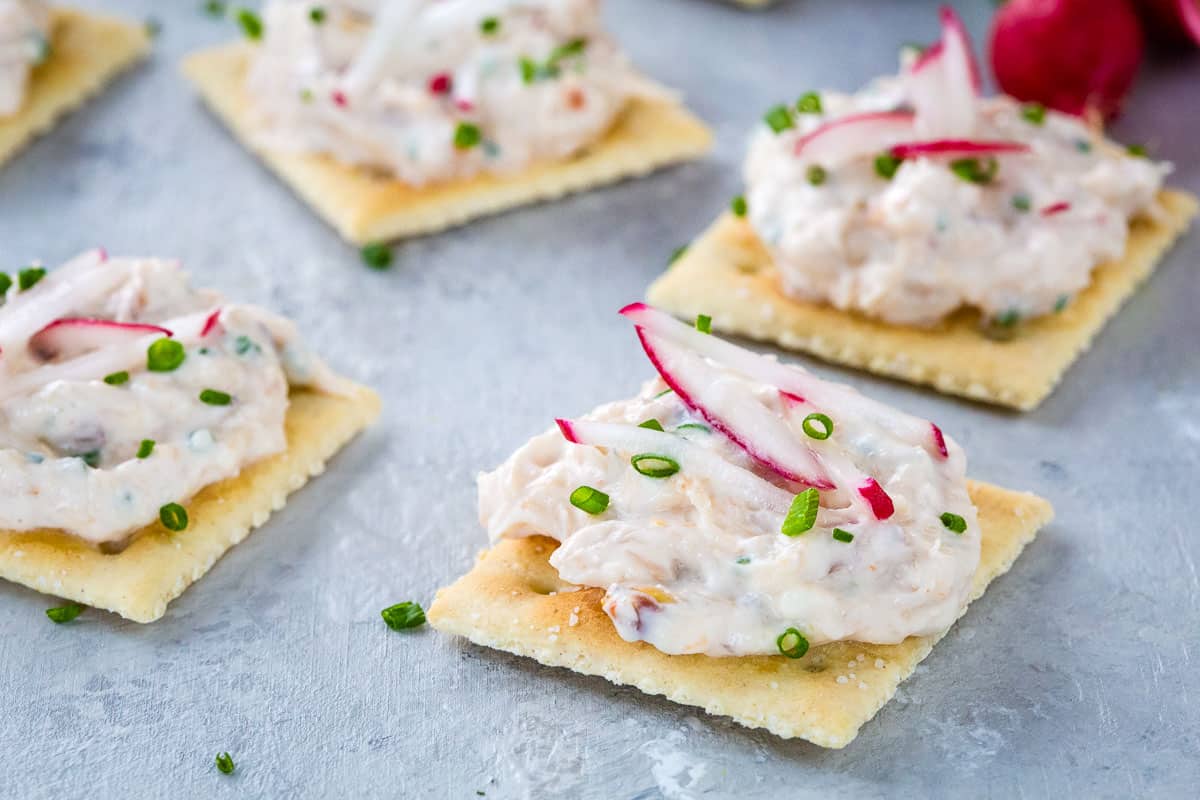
[889,139,1029,159]
[200,309,222,337]
[858,478,896,520]
[1041,201,1071,216]
[28,318,174,362]
[931,423,949,460]
[906,6,981,137]
[1138,0,1200,47]
[791,111,916,166]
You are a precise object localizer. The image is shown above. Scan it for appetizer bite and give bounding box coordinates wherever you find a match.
[648,6,1196,410]
[0,251,380,622]
[0,3,149,168]
[429,303,1053,747]
[183,0,712,244]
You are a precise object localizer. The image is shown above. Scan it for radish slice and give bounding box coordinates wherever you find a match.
[858,478,896,520]
[930,423,949,460]
[28,318,173,362]
[890,139,1029,158]
[555,419,795,515]
[1041,201,1071,216]
[634,327,834,489]
[907,6,981,137]
[792,111,915,166]
[938,5,983,91]
[200,309,222,337]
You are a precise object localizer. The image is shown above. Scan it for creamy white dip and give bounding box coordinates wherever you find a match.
[245,0,662,185]
[480,310,978,657]
[0,0,49,117]
[0,252,350,545]
[744,47,1169,327]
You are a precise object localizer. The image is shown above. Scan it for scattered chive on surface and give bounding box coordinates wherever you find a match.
[1127,143,1147,157]
[675,423,710,433]
[801,412,834,440]
[1011,193,1032,212]
[781,488,820,537]
[652,388,673,399]
[147,338,186,372]
[136,439,155,459]
[80,450,100,468]
[695,313,712,334]
[1075,139,1092,153]
[360,242,393,270]
[518,57,538,84]
[454,121,482,149]
[144,17,161,37]
[480,16,500,35]
[159,502,188,532]
[381,601,426,630]
[950,156,998,184]
[203,1,227,17]
[46,603,83,624]
[1054,294,1070,313]
[995,309,1021,327]
[215,752,235,775]
[940,512,967,533]
[736,556,751,565]
[832,528,854,543]
[1020,102,1046,125]
[668,244,688,265]
[730,195,747,217]
[638,418,665,431]
[103,371,129,386]
[570,485,609,515]
[309,6,326,24]
[795,91,822,114]
[549,37,587,64]
[199,389,232,406]
[776,627,809,659]
[0,272,11,295]
[18,267,46,291]
[763,104,793,134]
[806,164,827,186]
[235,8,263,40]
[631,453,681,479]
[874,153,902,180]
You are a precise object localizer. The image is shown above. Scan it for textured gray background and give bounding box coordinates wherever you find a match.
[1,1,1198,798]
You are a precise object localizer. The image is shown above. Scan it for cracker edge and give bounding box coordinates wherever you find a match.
[0,8,151,169]
[647,190,1199,411]
[428,480,1054,748]
[180,42,714,245]
[0,386,381,623]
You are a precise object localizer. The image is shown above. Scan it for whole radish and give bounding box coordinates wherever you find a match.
[1138,0,1200,47]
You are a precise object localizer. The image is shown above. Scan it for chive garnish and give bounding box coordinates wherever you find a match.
[763,104,793,134]
[668,244,688,265]
[215,752,235,775]
[570,485,609,514]
[144,17,162,37]
[832,528,854,543]
[1011,193,1032,212]
[381,601,426,630]
[235,8,263,40]
[781,488,819,536]
[736,556,751,565]
[235,335,260,354]
[454,121,482,149]
[801,413,833,440]
[199,389,232,406]
[630,454,680,478]
[480,16,500,35]
[18,267,45,291]
[1127,143,1148,157]
[1075,139,1092,153]
[309,6,326,23]
[940,512,967,533]
[1020,102,1045,125]
[777,627,809,658]
[519,57,538,84]
[549,38,587,64]
[80,450,100,468]
[159,502,188,532]
[203,1,226,17]
[638,419,664,431]
[652,388,673,399]
[995,309,1020,327]
[103,371,129,386]
[950,156,998,184]
[874,153,902,180]
[46,603,83,624]
[136,439,155,459]
[361,242,393,270]
[695,314,712,334]
[1054,294,1069,313]
[806,164,827,186]
[676,423,710,433]
[795,91,822,114]
[0,272,11,295]
[730,195,747,217]
[147,338,185,372]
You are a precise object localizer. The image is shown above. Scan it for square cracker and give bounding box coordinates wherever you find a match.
[0,8,151,169]
[181,43,713,245]
[429,480,1053,748]
[647,190,1198,410]
[0,386,380,624]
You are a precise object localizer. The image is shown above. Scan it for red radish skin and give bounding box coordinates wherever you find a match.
[1041,201,1072,216]
[858,478,896,520]
[792,111,916,163]
[931,423,949,460]
[780,390,806,405]
[988,0,1145,120]
[428,73,452,94]
[1138,0,1200,47]
[200,309,222,337]
[332,90,348,108]
[914,6,984,90]
[28,318,173,362]
[555,418,579,444]
[890,139,1029,159]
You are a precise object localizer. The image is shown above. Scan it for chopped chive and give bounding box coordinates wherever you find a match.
[668,244,688,265]
[801,412,833,440]
[159,502,188,532]
[763,104,793,134]
[480,16,500,35]
[79,450,101,468]
[638,418,664,431]
[730,195,747,217]
[215,752,235,775]
[806,164,827,186]
[630,453,680,478]
[361,242,392,270]
[1054,294,1069,313]
[136,439,155,459]
[144,17,162,37]
[381,601,426,630]
[832,528,854,543]
[776,627,809,659]
[676,423,710,433]
[653,388,673,399]
[1074,139,1092,153]
[695,314,712,334]
[103,371,130,386]
[1127,143,1148,157]
[309,6,326,23]
[570,485,609,514]
[781,488,819,536]
[46,603,83,624]
[795,91,822,114]
[454,121,482,149]
[147,338,186,372]
[1020,102,1045,125]
[202,1,227,17]
[519,57,538,84]
[18,267,46,291]
[199,389,232,406]
[235,8,263,40]
[874,153,902,180]
[995,308,1020,327]
[950,156,998,184]
[549,38,587,64]
[735,556,751,565]
[1011,193,1032,212]
[0,273,11,295]
[234,335,260,355]
[299,88,314,103]
[940,512,967,533]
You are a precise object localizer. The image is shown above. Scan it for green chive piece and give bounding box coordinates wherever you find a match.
[235,335,260,355]
[203,1,227,17]
[46,603,83,624]
[199,389,232,406]
[777,627,809,659]
[0,272,11,296]
[80,450,100,468]
[103,371,130,386]
[630,453,680,479]
[795,91,822,114]
[1054,294,1069,313]
[832,528,854,543]
[144,17,162,37]
[1127,143,1148,157]
[519,57,538,84]
[147,338,185,372]
[675,423,710,433]
[18,267,46,291]
[454,121,482,149]
[1020,102,1046,125]
[781,488,820,536]
[570,485,609,515]
[730,195,747,217]
[480,16,500,35]
[236,8,262,40]
[668,244,688,265]
[1075,139,1092,153]
[695,314,712,334]
[874,153,902,180]
[652,388,673,399]
[638,418,664,431]
[763,104,793,134]
[549,37,587,65]
[940,512,967,534]
[309,6,326,23]
[1011,193,1032,212]
[736,556,751,565]
[381,601,426,630]
[950,156,998,184]
[806,164,827,186]
[215,752,235,775]
[995,308,1020,327]
[361,242,393,270]
[160,502,188,532]
[136,439,155,459]
[300,88,314,103]
[801,412,834,440]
